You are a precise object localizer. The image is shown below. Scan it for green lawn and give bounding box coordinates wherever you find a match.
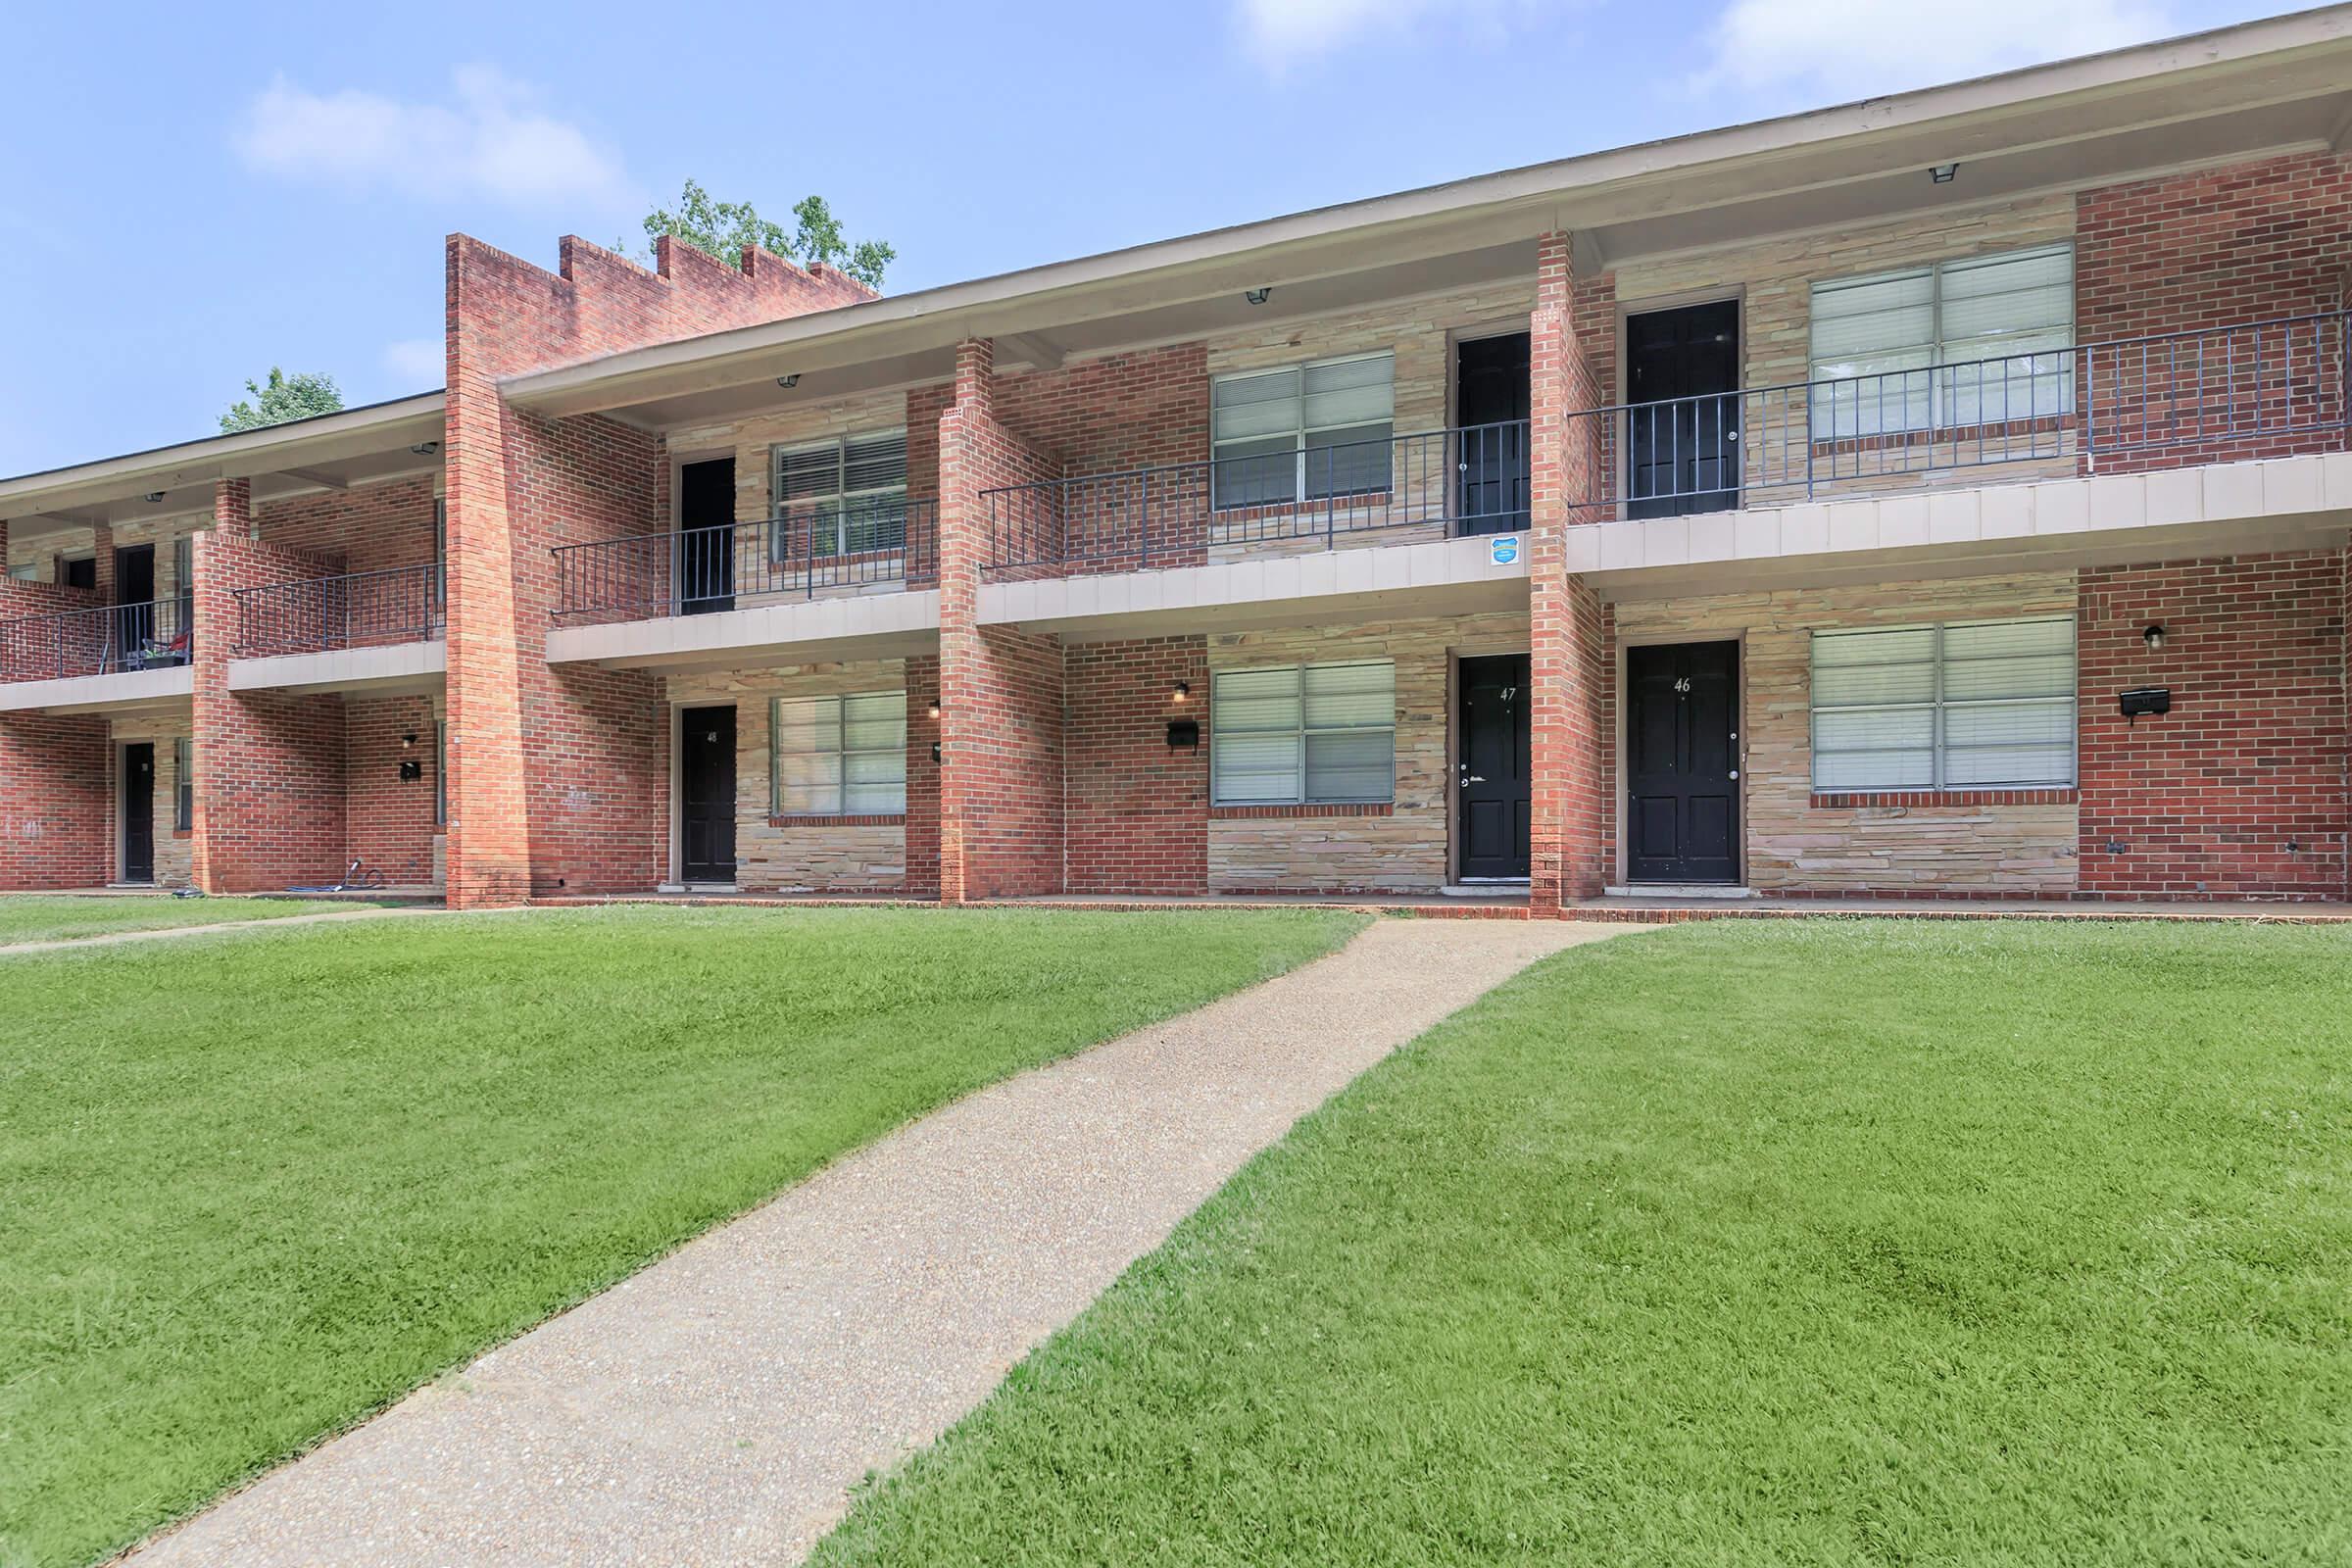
[0,895,398,946]
[811,919,2352,1567]
[0,905,1361,1568]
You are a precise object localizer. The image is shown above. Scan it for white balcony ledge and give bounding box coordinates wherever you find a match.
[978,534,1529,639]
[546,589,942,672]
[227,640,446,697]
[0,662,193,716]
[1574,452,2352,599]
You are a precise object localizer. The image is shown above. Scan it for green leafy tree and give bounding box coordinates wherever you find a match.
[220,368,345,433]
[640,179,895,288]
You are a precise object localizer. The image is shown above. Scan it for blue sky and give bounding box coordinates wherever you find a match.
[0,0,2287,476]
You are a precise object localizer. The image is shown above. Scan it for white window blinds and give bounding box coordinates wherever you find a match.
[1210,661,1396,806]
[771,691,907,814]
[1811,617,2076,791]
[1210,354,1395,509]
[1809,244,2074,436]
[772,430,909,556]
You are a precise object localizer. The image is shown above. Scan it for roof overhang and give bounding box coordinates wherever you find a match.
[0,393,446,537]
[505,5,2352,431]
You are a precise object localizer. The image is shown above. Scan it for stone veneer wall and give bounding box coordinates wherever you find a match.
[664,659,916,893]
[1205,611,1530,894]
[1613,570,2082,895]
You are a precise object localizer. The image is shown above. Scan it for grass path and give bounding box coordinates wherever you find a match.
[0,896,403,946]
[811,919,2352,1567]
[0,904,1361,1568]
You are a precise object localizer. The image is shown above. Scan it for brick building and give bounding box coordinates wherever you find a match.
[5,11,2350,909]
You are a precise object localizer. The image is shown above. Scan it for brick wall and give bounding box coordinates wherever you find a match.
[1065,636,1208,895]
[905,654,942,897]
[2076,150,2352,473]
[938,339,1069,900]
[344,695,441,886]
[2078,550,2347,899]
[191,513,349,893]
[0,711,108,889]
[446,233,866,906]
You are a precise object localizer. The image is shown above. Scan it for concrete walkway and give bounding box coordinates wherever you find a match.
[0,904,440,957]
[126,917,1634,1567]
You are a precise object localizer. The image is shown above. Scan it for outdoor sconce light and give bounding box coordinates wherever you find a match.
[402,732,417,748]
[1930,163,1959,183]
[926,701,942,720]
[776,374,801,389]
[2142,623,2166,652]
[1245,287,1273,306]
[1172,680,1191,702]
[2119,687,2172,724]
[1166,718,1200,749]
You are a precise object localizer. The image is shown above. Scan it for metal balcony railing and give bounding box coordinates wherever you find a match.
[0,597,191,683]
[551,498,938,621]
[1563,311,2351,519]
[982,419,1532,576]
[233,563,446,658]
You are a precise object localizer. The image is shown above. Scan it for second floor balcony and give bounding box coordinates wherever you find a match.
[234,564,446,659]
[0,597,191,686]
[553,498,939,624]
[982,420,1531,579]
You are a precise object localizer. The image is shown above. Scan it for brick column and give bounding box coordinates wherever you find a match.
[191,485,347,893]
[1528,232,1613,911]
[937,338,1068,902]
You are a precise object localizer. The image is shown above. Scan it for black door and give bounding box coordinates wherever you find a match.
[1626,642,1740,884]
[1455,332,1531,535]
[1625,301,1740,519]
[114,545,156,666]
[678,706,737,883]
[1456,654,1531,880]
[122,743,156,884]
[676,458,736,614]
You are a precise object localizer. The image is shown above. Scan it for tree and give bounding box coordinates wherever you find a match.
[639,179,895,288]
[220,368,344,433]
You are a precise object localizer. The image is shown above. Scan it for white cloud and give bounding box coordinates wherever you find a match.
[382,337,444,386]
[1696,0,2177,99]
[1233,0,1555,70]
[233,66,632,212]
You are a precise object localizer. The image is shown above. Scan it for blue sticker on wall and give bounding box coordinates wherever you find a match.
[1489,534,1522,565]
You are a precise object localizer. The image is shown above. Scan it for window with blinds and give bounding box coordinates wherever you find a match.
[772,430,909,558]
[1210,353,1395,510]
[173,736,193,832]
[1210,661,1396,806]
[1811,617,2077,791]
[772,691,907,814]
[1809,243,2074,438]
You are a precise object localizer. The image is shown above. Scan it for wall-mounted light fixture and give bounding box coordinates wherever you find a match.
[2142,623,2166,652]
[1245,287,1272,306]
[776,374,801,389]
[402,732,417,748]
[926,700,942,720]
[1929,163,1959,184]
[1172,680,1191,703]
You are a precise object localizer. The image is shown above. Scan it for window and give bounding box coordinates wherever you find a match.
[1211,661,1396,806]
[1811,617,2076,791]
[1211,353,1395,510]
[772,430,908,558]
[173,534,194,622]
[1809,243,2074,437]
[772,691,907,814]
[173,737,193,831]
[6,563,33,581]
[434,721,448,827]
[433,497,447,563]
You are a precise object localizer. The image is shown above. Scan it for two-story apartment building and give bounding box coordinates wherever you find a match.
[5,9,2349,911]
